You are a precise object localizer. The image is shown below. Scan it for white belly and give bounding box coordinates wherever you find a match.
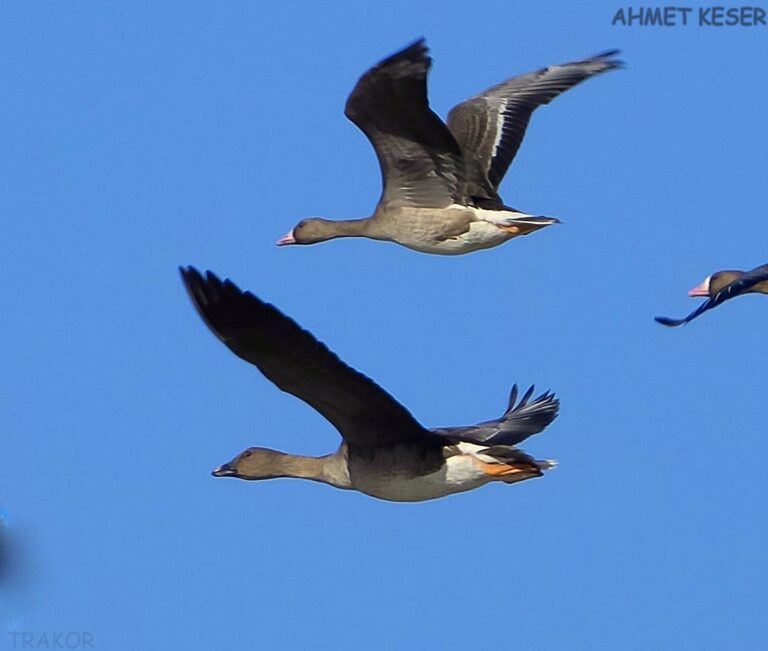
[419,221,511,255]
[397,207,536,256]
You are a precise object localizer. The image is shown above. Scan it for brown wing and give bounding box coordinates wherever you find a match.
[430,385,559,446]
[447,50,622,193]
[344,39,469,209]
[180,267,428,447]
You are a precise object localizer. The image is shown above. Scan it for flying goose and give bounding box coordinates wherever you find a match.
[277,39,622,255]
[180,267,559,501]
[655,263,768,327]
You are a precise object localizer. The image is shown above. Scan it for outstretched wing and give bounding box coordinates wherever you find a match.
[655,263,768,327]
[344,39,469,209]
[180,267,427,447]
[429,385,559,446]
[447,50,622,195]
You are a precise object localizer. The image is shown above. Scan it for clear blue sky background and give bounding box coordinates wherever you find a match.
[2,1,767,649]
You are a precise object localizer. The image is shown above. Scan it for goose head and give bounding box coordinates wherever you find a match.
[212,447,288,480]
[688,271,742,297]
[277,218,339,246]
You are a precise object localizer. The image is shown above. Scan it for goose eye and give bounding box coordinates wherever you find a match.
[242,450,252,458]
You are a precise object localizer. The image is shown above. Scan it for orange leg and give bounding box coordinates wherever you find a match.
[473,459,542,481]
[495,223,549,237]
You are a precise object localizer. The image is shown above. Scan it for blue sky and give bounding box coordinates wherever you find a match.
[2,1,767,649]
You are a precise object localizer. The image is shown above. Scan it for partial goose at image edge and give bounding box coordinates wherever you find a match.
[655,263,768,327]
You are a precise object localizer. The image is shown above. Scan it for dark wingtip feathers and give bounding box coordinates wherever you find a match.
[504,384,559,417]
[179,266,210,310]
[374,37,430,73]
[506,384,519,411]
[587,48,625,70]
[483,384,559,445]
[654,315,685,328]
[179,266,234,345]
[180,266,233,314]
[402,37,427,56]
